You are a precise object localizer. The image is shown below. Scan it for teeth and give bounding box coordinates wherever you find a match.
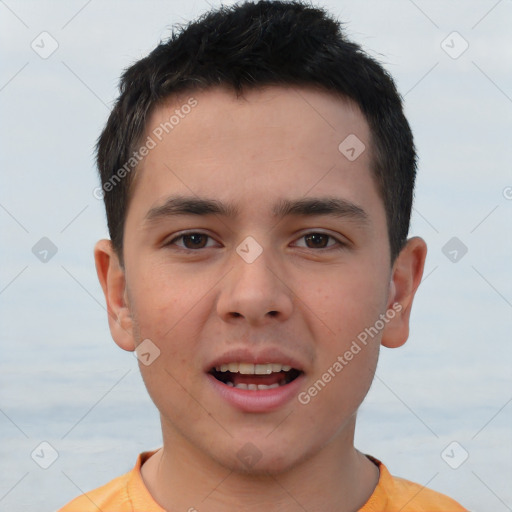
[226,382,281,390]
[238,363,254,374]
[215,362,293,374]
[255,364,272,375]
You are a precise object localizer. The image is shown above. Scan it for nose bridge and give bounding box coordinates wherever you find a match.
[217,235,293,323]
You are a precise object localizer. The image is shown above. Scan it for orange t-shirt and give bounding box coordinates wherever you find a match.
[58,450,467,511]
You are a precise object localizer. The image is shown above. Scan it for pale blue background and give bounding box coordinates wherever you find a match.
[1,1,511,511]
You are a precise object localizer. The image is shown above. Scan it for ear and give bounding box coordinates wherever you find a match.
[381,236,427,349]
[94,239,135,352]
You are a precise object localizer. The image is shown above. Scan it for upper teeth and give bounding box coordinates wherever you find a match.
[215,363,292,374]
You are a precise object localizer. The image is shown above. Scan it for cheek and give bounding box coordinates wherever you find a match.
[297,315,381,435]
[297,262,389,341]
[127,274,209,395]
[131,287,206,419]
[293,264,386,412]
[129,262,205,340]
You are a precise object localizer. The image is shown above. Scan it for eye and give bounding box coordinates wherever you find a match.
[293,232,344,250]
[165,232,218,250]
[164,231,346,252]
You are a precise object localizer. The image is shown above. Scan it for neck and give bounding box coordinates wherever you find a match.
[141,418,379,512]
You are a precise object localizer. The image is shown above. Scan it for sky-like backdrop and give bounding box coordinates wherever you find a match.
[1,1,511,511]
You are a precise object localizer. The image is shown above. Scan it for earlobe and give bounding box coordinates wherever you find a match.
[94,239,136,352]
[381,237,427,349]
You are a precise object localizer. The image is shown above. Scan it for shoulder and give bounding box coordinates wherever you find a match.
[57,450,162,512]
[57,471,131,511]
[390,474,467,511]
[362,456,468,512]
[57,474,129,511]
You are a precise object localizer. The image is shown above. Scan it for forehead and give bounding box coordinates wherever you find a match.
[145,85,371,164]
[127,85,382,225]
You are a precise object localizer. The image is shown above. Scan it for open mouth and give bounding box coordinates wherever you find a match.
[209,362,303,390]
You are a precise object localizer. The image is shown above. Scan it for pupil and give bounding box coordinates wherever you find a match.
[306,233,327,248]
[184,234,206,248]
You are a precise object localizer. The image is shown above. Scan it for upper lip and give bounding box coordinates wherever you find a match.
[205,347,306,373]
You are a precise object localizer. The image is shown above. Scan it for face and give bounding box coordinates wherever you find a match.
[98,85,422,474]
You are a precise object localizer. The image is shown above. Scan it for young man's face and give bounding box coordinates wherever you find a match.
[96,85,425,473]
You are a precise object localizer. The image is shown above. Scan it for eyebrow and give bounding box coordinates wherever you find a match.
[144,195,369,224]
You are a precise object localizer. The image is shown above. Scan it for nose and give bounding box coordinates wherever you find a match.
[216,243,294,326]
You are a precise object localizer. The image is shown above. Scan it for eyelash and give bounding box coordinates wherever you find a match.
[164,231,346,252]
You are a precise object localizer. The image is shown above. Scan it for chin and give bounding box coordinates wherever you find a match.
[211,437,312,476]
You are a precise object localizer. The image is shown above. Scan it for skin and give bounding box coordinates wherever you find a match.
[95,85,427,512]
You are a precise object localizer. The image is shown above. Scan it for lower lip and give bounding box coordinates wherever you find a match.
[206,373,305,413]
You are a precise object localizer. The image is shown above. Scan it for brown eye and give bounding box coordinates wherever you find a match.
[304,233,331,249]
[166,232,217,250]
[181,234,209,249]
[294,232,342,250]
